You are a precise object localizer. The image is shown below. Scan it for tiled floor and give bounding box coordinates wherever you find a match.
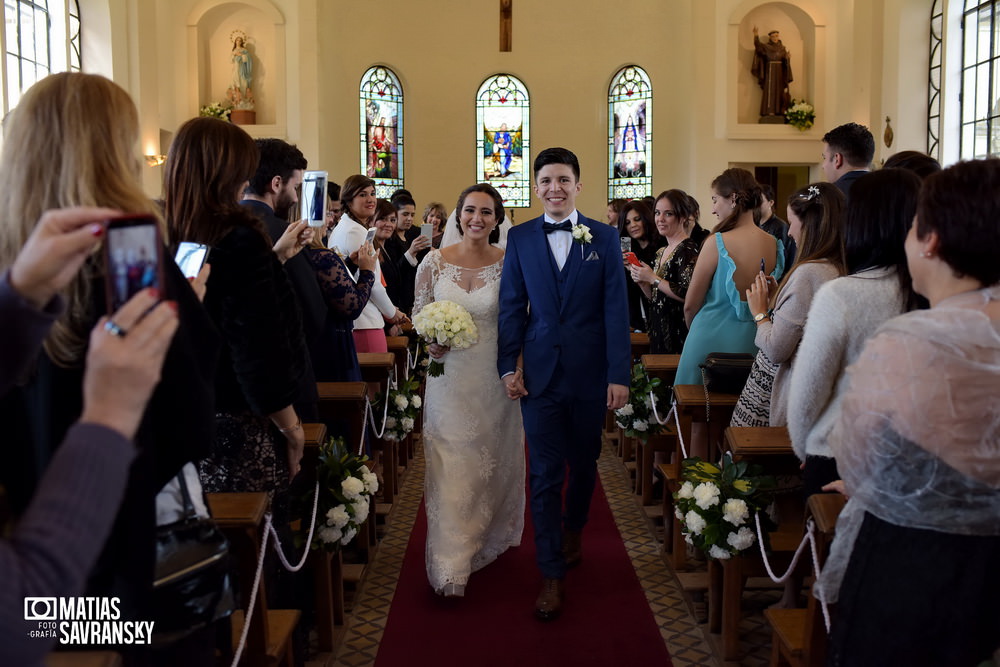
[322,438,779,667]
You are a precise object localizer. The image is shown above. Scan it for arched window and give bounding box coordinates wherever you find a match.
[960,1,1000,158]
[360,65,403,198]
[608,65,652,200]
[1,0,81,117]
[476,73,530,207]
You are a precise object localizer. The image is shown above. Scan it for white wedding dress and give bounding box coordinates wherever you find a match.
[413,249,525,594]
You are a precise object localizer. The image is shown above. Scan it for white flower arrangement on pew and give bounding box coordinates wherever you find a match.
[614,362,670,443]
[300,437,379,551]
[673,454,776,560]
[411,300,478,377]
[375,373,422,442]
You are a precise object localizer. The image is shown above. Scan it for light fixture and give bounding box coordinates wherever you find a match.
[144,154,167,167]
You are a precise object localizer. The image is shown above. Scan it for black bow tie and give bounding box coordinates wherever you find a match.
[542,220,572,234]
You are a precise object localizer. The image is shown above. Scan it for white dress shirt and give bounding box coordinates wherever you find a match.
[544,209,579,270]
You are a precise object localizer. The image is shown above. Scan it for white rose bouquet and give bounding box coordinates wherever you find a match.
[376,374,422,442]
[411,300,479,377]
[673,454,776,560]
[300,437,379,552]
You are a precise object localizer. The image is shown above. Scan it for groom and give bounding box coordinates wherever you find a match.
[497,147,630,620]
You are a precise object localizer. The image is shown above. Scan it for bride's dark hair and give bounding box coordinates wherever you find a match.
[455,183,505,244]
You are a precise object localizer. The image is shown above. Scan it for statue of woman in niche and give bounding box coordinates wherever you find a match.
[751,26,792,119]
[227,30,254,110]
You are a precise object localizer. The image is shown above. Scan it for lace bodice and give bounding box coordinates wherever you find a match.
[413,249,504,343]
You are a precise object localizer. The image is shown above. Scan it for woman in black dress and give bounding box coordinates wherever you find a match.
[618,200,662,332]
[629,190,700,353]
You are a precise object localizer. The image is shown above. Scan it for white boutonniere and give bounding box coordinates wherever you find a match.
[571,224,593,245]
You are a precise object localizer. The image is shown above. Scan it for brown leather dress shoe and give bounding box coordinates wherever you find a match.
[534,578,565,621]
[563,530,582,568]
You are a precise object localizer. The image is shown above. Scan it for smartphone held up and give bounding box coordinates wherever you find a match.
[301,171,328,229]
[103,215,164,313]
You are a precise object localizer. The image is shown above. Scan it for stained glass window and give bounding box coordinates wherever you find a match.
[1,0,81,118]
[608,66,652,200]
[359,66,403,198]
[960,1,1000,158]
[476,73,530,207]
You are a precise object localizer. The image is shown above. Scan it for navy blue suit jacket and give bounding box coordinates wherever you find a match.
[497,214,631,400]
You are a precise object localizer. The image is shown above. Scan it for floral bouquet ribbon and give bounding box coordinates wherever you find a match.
[411,300,479,377]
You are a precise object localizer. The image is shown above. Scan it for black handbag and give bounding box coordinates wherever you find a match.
[699,353,755,420]
[152,470,235,646]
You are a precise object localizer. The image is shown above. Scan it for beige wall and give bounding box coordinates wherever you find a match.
[103,0,934,213]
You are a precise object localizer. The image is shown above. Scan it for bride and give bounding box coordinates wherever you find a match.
[413,183,525,597]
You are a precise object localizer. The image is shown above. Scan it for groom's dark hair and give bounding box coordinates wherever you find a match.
[533,147,580,181]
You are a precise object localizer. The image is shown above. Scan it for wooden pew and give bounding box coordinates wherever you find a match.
[207,492,299,667]
[315,382,368,459]
[635,355,681,506]
[764,493,846,667]
[707,426,804,662]
[357,352,400,502]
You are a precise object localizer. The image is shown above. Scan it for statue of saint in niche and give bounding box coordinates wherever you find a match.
[227,30,255,110]
[751,26,792,119]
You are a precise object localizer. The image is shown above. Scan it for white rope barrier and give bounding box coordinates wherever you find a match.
[752,513,831,632]
[648,393,688,459]
[266,481,320,573]
[229,513,270,667]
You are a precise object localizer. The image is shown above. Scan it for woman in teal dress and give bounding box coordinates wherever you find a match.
[676,169,783,456]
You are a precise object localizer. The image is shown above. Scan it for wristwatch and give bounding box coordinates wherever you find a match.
[651,279,661,290]
[753,312,769,323]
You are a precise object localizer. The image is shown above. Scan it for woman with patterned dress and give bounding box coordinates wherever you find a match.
[730,183,846,427]
[630,189,701,354]
[414,184,525,598]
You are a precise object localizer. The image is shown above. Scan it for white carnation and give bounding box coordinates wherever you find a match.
[632,420,648,432]
[340,526,358,546]
[410,395,422,409]
[394,394,409,410]
[685,510,706,535]
[353,496,370,524]
[722,498,750,526]
[385,416,398,429]
[726,526,755,551]
[342,476,365,500]
[674,506,685,521]
[401,417,415,432]
[617,403,634,417]
[709,544,732,560]
[319,526,342,544]
[326,504,350,528]
[693,482,721,510]
[362,470,379,494]
[677,481,695,499]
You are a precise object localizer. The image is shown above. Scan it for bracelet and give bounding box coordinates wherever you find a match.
[278,419,302,434]
[515,367,523,374]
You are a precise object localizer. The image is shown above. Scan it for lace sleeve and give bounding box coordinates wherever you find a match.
[304,247,374,319]
[413,249,441,316]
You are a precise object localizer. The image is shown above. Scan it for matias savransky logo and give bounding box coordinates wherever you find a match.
[23,597,155,645]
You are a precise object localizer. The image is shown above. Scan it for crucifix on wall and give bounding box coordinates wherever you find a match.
[500,0,512,51]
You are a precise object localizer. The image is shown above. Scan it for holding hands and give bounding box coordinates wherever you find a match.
[503,368,527,400]
[746,270,778,319]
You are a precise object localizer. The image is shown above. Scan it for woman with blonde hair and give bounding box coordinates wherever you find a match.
[423,201,448,248]
[0,72,218,664]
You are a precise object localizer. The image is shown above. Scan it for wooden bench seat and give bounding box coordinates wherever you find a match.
[206,492,298,667]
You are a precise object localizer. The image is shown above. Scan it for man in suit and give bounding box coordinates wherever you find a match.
[820,122,874,199]
[497,147,631,621]
[242,138,323,420]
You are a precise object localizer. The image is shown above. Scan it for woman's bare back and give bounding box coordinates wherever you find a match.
[721,224,779,299]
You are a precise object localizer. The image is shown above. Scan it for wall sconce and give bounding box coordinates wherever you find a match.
[144,154,167,167]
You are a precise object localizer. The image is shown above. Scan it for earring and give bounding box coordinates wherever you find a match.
[920,251,934,258]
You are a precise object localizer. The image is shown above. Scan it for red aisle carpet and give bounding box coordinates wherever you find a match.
[374,480,673,666]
